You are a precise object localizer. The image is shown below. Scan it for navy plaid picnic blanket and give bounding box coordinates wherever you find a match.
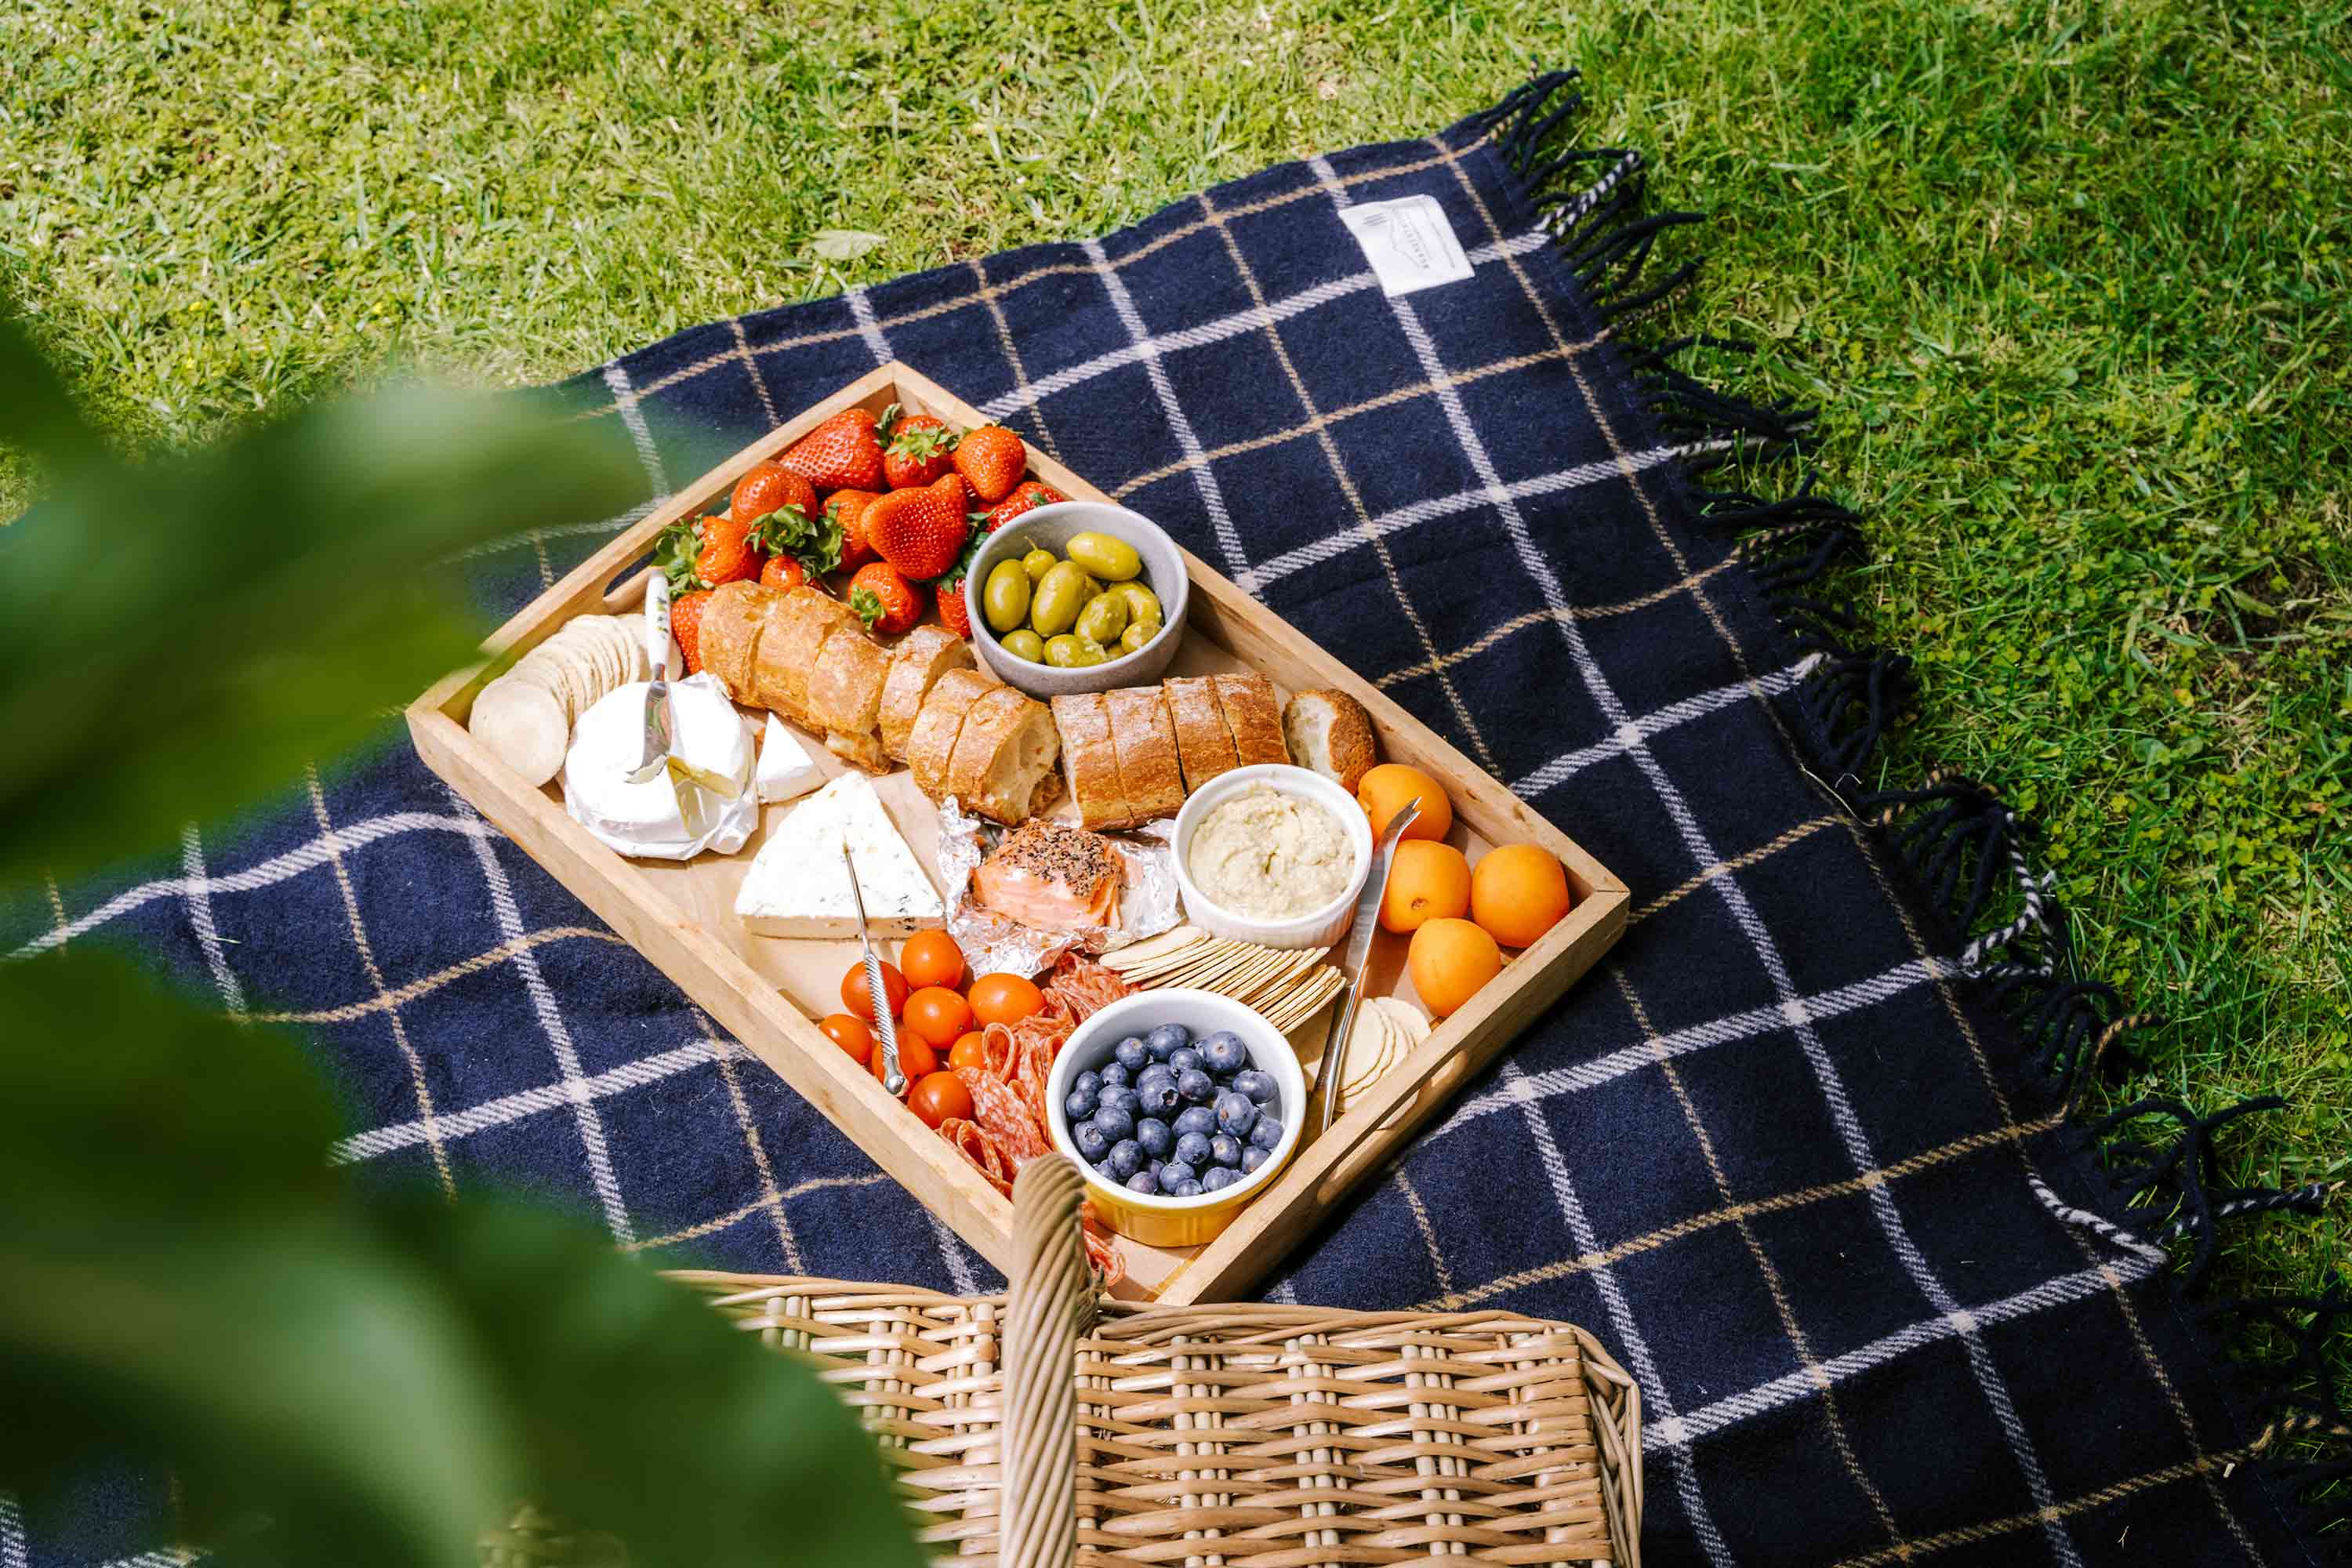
[13,73,2346,1568]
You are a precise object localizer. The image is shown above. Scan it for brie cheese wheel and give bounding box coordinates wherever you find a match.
[735,772,942,938]
[757,714,823,804]
[564,675,753,858]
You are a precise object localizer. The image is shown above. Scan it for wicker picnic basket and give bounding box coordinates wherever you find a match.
[604,1155,1642,1566]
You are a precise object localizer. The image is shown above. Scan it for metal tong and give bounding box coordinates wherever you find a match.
[1314,796,1420,1134]
[843,844,907,1096]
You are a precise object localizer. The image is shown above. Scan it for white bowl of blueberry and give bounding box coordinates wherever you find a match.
[1044,988,1306,1248]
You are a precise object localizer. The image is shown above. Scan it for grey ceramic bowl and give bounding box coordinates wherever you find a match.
[964,500,1192,698]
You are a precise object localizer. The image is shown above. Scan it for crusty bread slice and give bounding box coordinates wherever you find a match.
[756,586,852,725]
[1163,674,1240,795]
[1212,671,1288,767]
[826,727,891,775]
[1281,688,1378,793]
[1051,692,1130,830]
[1104,686,1184,822]
[907,667,998,800]
[878,626,975,761]
[947,688,1060,825]
[695,581,776,704]
[807,619,891,740]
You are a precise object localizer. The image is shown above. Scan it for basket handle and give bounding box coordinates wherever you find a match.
[1001,1154,1096,1568]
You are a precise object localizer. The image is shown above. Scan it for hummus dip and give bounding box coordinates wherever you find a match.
[1187,784,1355,917]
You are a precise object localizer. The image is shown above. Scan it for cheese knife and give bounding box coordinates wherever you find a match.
[626,571,677,786]
[1314,796,1419,1134]
[843,844,907,1097]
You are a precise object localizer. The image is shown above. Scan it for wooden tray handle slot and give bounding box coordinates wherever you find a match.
[1001,1155,1095,1568]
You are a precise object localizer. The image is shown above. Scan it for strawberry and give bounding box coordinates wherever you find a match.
[935,577,973,637]
[671,589,713,675]
[760,554,807,593]
[883,413,958,488]
[865,474,972,581]
[951,425,1027,503]
[980,480,1066,533]
[825,488,884,571]
[848,562,921,636]
[779,407,886,492]
[656,513,760,591]
[749,504,844,575]
[730,462,818,528]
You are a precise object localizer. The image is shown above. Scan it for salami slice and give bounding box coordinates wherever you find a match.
[953,1065,1050,1163]
[938,1117,1013,1197]
[1046,952,1137,1022]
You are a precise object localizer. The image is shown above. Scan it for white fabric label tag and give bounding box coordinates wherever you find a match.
[1338,195,1475,297]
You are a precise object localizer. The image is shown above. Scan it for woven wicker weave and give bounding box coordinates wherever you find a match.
[662,1156,1642,1566]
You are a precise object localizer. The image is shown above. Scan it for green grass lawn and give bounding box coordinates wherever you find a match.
[4,0,2347,1312]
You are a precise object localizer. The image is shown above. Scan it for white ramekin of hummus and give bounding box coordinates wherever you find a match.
[1172,763,1373,949]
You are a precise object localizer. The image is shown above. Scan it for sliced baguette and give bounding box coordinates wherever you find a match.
[1212,671,1288,767]
[947,687,1060,825]
[1281,688,1378,793]
[808,620,891,741]
[755,586,853,726]
[907,667,999,800]
[878,626,975,761]
[1104,686,1184,822]
[1163,674,1240,794]
[695,581,778,705]
[1051,692,1131,830]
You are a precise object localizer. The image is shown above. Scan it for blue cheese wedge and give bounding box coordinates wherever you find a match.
[757,714,823,804]
[735,772,942,938]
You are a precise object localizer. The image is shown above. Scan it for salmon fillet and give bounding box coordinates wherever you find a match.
[971,820,1120,931]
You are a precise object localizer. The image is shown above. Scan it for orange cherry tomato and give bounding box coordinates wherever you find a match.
[869,1034,937,1091]
[818,1012,873,1066]
[903,985,975,1050]
[906,1069,975,1129]
[946,1032,990,1073]
[967,972,1046,1028]
[840,959,909,1022]
[899,929,966,991]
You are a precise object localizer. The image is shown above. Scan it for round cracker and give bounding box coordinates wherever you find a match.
[470,678,568,786]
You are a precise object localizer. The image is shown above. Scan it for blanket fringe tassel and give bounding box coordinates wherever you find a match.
[1483,66,2350,1557]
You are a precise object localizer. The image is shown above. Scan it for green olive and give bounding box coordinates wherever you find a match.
[1109,581,1163,633]
[1042,633,1107,668]
[982,559,1033,635]
[1029,560,1091,637]
[1074,592,1130,647]
[1119,619,1156,655]
[1000,629,1047,662]
[1021,548,1058,585]
[1065,531,1143,582]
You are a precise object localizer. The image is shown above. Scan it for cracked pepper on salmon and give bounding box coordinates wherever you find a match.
[972,820,1121,931]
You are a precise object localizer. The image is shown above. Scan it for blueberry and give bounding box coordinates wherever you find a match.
[1145,1022,1190,1060]
[1233,1069,1277,1104]
[1167,1046,1203,1074]
[1201,1166,1240,1192]
[1208,1133,1243,1167]
[1126,1168,1160,1195]
[1100,1085,1140,1117]
[1131,1116,1171,1159]
[1171,1178,1203,1198]
[1065,1087,1099,1122]
[1214,1090,1258,1137]
[1177,1067,1215,1103]
[1173,1105,1217,1138]
[1136,1063,1176,1094]
[1174,1130,1213,1168]
[1103,1138,1142,1181]
[1092,1103,1137,1143]
[1073,1122,1111,1162]
[1113,1036,1149,1071]
[1075,1068,1101,1096]
[1138,1080,1181,1116]
[1240,1144,1269,1173]
[1159,1160,1197,1188]
[1195,1030,1244,1073]
[1098,1062,1131,1089]
[1247,1114,1283,1151]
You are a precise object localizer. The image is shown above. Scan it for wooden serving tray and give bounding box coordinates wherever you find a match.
[409,363,1628,1302]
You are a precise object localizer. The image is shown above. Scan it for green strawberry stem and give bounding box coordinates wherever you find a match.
[749,504,843,574]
